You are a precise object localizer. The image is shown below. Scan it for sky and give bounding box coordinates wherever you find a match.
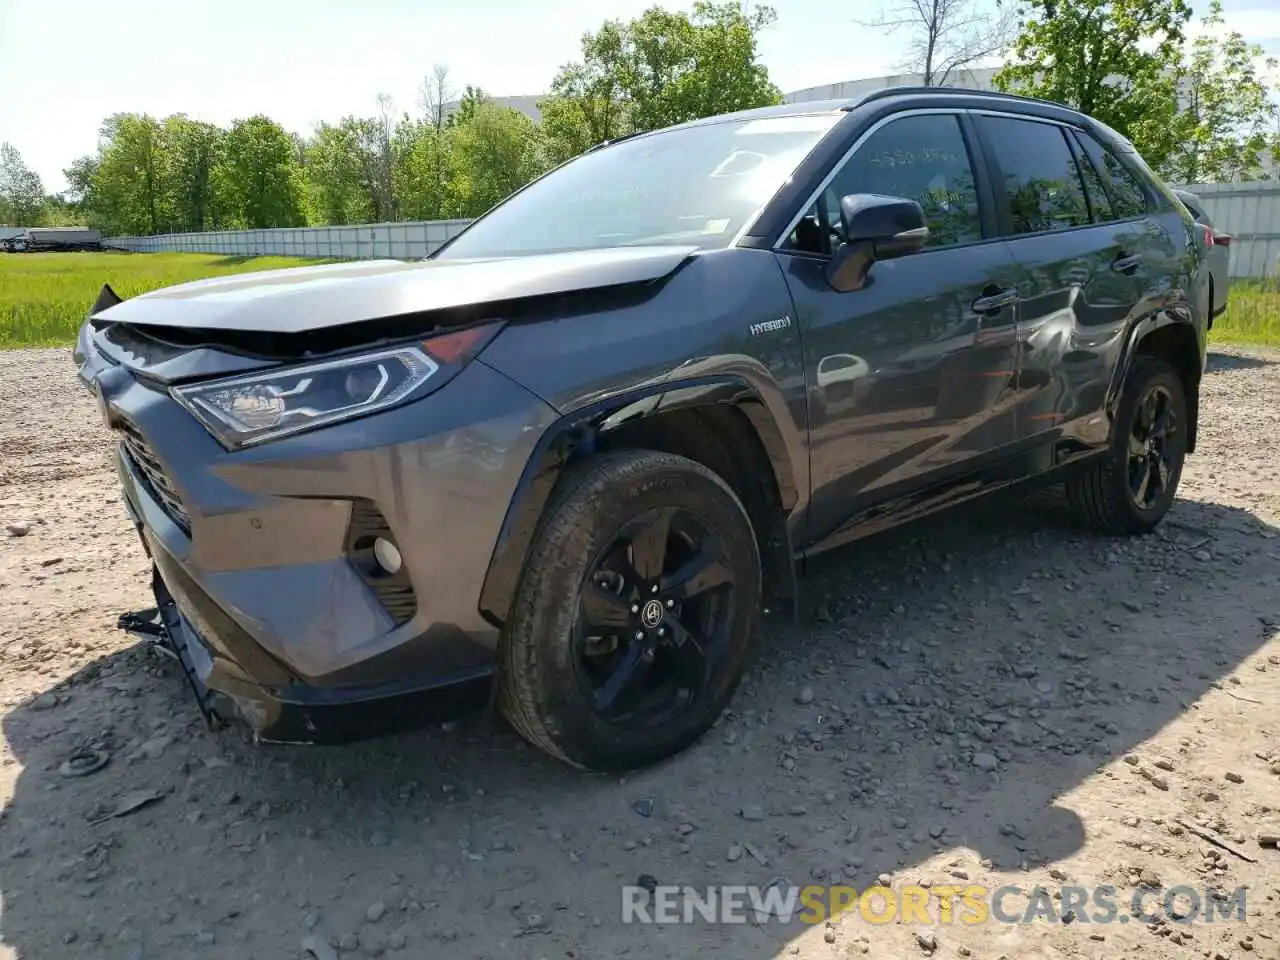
[2,0,1279,193]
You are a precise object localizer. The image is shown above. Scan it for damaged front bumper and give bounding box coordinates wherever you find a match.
[118,560,494,745]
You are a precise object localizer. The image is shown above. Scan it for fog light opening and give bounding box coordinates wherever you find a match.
[372,537,402,575]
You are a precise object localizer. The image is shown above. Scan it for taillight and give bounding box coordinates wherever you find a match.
[1214,233,1232,247]
[1202,225,1214,248]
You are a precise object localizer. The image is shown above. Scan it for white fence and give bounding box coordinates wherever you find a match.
[105,220,472,260]
[104,182,1280,277]
[1173,181,1280,280]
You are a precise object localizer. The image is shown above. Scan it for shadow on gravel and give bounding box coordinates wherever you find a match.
[1207,350,1276,373]
[2,490,1277,959]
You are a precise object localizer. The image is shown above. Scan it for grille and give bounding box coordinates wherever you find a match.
[117,421,191,531]
[346,500,417,626]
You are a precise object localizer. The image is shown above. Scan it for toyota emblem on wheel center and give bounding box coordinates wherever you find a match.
[640,599,665,629]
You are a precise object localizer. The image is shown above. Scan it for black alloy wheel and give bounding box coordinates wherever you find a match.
[575,507,736,728]
[1127,382,1179,510]
[1065,355,1187,535]
[497,449,761,771]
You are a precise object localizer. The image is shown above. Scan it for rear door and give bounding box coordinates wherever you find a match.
[973,112,1146,449]
[774,110,1022,547]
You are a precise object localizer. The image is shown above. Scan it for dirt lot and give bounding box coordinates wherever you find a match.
[0,345,1278,960]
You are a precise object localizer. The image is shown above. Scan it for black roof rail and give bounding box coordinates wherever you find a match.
[851,85,1068,111]
[583,129,650,154]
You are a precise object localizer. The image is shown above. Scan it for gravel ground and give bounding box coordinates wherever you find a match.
[0,345,1278,960]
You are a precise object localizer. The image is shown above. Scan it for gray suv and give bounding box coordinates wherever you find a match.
[75,87,1210,771]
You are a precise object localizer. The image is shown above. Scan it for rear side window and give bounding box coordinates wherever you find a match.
[1070,142,1114,222]
[1075,132,1148,220]
[784,112,983,255]
[980,116,1090,234]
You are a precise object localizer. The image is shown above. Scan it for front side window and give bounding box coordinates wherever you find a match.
[980,116,1091,234]
[786,113,983,255]
[432,113,844,259]
[1075,131,1148,220]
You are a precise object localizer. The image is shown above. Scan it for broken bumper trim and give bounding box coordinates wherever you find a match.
[118,574,495,746]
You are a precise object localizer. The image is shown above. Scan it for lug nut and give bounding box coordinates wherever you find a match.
[652,584,659,594]
[631,604,640,614]
[634,631,644,641]
[666,599,674,608]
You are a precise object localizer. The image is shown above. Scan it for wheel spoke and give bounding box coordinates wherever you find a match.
[666,617,709,692]
[594,642,648,712]
[1155,455,1171,494]
[660,542,733,600]
[1138,390,1158,436]
[1151,407,1173,441]
[665,614,703,652]
[580,581,633,631]
[628,507,675,582]
[1131,456,1152,506]
[1128,433,1146,458]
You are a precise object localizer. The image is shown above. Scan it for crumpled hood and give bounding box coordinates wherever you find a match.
[91,245,699,334]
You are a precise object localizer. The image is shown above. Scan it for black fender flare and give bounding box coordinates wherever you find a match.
[477,375,802,628]
[1106,309,1205,452]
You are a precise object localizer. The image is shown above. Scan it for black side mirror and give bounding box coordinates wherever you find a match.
[825,193,929,293]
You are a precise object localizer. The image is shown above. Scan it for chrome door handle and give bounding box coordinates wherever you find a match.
[972,288,1017,314]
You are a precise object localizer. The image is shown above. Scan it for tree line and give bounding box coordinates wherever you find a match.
[1,0,1276,234]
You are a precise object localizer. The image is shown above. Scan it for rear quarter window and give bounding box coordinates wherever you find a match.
[1076,131,1148,220]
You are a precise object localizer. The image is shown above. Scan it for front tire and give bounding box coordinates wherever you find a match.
[497,449,761,771]
[1066,356,1187,535]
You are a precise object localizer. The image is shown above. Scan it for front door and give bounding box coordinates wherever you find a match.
[774,110,1022,548]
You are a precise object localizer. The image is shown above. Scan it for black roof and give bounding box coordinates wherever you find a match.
[679,85,1081,130]
[585,85,1103,153]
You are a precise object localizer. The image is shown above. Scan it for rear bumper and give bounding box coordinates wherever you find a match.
[92,351,558,741]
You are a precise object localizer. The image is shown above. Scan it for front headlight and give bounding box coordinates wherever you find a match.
[173,346,439,448]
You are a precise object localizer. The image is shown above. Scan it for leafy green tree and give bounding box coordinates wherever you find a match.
[1165,0,1279,184]
[994,0,1192,169]
[40,193,84,227]
[449,86,491,128]
[91,113,171,234]
[216,116,306,229]
[0,143,46,226]
[446,97,543,218]
[63,155,99,206]
[537,95,606,167]
[305,121,373,224]
[405,64,458,218]
[541,2,782,163]
[393,118,453,221]
[164,115,223,231]
[625,1,783,130]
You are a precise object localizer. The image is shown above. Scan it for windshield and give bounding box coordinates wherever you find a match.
[433,112,844,259]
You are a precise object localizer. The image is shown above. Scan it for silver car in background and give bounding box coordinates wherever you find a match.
[1175,189,1231,321]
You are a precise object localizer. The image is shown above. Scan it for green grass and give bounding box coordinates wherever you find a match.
[0,252,332,348]
[3,250,1277,352]
[1211,280,1280,349]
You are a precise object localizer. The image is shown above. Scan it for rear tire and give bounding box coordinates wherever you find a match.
[497,449,761,771]
[1066,356,1187,535]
